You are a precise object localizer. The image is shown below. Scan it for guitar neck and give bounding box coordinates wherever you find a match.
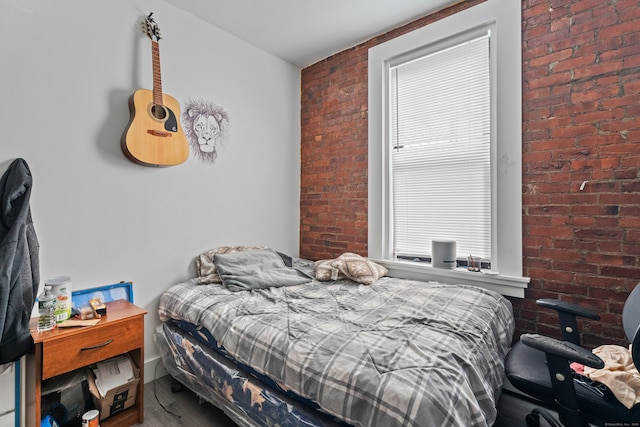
[151,40,163,106]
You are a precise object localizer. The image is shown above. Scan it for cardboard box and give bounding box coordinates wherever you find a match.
[86,355,140,421]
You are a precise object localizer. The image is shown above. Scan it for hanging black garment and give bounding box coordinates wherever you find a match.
[0,158,39,364]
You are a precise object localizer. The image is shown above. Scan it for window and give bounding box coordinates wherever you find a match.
[368,0,529,297]
[391,33,491,262]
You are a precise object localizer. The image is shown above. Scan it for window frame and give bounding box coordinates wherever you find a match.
[368,0,529,297]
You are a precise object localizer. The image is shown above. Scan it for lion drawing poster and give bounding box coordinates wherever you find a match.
[181,99,230,164]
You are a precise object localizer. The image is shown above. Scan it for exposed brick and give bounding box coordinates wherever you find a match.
[528,71,573,90]
[529,48,574,68]
[300,0,639,348]
[571,0,605,14]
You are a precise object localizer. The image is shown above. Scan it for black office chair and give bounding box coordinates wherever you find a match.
[505,283,640,427]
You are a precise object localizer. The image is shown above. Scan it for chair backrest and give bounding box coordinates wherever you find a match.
[622,283,640,368]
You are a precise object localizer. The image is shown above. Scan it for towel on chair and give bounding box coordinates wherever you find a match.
[584,344,640,409]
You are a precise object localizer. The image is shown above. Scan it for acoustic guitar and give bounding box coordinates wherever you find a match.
[121,13,189,167]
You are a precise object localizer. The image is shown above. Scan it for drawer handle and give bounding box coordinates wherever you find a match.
[80,339,113,351]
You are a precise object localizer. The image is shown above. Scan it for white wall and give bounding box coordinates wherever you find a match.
[0,0,301,404]
[0,365,14,425]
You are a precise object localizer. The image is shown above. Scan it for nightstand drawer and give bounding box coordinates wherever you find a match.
[42,316,143,379]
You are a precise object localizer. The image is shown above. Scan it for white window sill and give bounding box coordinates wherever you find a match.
[374,259,529,298]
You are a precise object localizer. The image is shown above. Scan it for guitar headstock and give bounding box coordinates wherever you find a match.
[142,13,162,42]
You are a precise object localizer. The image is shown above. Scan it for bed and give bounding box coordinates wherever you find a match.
[156,249,514,427]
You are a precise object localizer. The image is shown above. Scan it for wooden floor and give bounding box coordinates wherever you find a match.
[136,375,236,427]
[136,375,557,427]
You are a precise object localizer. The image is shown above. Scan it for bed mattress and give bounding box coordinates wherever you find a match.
[158,258,514,426]
[155,319,345,427]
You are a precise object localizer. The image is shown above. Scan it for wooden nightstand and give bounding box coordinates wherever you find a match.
[26,299,147,427]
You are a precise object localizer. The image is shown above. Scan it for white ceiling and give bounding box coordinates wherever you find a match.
[166,0,457,68]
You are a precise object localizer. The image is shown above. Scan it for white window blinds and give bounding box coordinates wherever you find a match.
[390,33,491,260]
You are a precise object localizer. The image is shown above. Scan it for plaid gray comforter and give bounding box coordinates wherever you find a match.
[158,260,514,427]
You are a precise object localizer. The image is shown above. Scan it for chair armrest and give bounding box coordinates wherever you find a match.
[536,299,601,345]
[536,299,600,320]
[520,333,604,369]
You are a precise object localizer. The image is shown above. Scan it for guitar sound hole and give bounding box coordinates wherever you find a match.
[151,105,167,120]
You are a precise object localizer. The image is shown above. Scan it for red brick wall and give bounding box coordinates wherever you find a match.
[300,0,483,261]
[300,0,640,346]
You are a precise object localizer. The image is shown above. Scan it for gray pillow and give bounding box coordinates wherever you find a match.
[214,248,312,292]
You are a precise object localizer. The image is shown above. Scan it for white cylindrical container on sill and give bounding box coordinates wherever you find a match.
[432,240,457,269]
[45,275,72,323]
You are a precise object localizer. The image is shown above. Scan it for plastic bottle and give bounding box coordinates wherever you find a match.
[45,275,72,323]
[37,285,57,332]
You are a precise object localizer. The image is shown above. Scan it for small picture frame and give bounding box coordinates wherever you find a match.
[71,282,134,311]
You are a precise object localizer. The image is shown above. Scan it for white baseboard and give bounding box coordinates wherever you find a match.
[0,412,15,427]
[144,357,169,384]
